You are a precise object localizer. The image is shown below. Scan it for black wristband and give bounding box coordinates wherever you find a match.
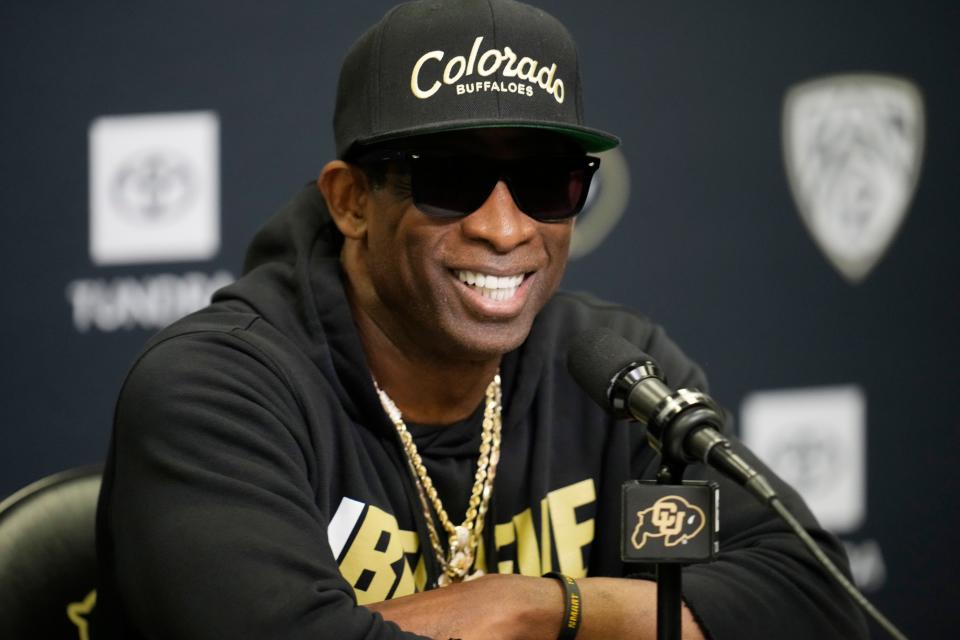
[544,571,582,640]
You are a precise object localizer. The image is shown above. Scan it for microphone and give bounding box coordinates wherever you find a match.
[568,328,912,640]
[567,327,776,503]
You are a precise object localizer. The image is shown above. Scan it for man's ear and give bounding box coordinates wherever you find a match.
[317,160,371,239]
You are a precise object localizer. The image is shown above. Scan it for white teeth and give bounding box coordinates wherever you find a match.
[456,270,525,301]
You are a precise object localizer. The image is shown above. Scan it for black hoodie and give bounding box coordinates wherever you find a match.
[96,185,868,639]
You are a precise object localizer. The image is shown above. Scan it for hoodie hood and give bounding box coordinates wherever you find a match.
[211,183,543,439]
[213,184,386,428]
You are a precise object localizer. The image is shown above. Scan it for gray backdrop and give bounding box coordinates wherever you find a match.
[2,1,957,637]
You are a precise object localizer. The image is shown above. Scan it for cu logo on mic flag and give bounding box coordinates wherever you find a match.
[621,481,718,564]
[631,495,706,550]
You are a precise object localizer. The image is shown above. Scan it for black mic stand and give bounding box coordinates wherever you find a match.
[620,414,719,640]
[654,459,687,640]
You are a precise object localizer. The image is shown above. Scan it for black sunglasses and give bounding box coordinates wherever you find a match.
[355,151,600,221]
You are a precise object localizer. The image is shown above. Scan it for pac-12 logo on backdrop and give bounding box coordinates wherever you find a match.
[89,111,220,265]
[782,74,924,283]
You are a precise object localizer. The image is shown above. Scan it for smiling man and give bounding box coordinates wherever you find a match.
[323,129,588,426]
[96,1,868,639]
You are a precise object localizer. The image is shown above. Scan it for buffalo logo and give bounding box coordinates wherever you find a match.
[66,589,96,640]
[631,495,705,550]
[110,149,196,223]
[783,74,925,283]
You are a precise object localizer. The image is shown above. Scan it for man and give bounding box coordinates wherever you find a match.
[96,1,868,638]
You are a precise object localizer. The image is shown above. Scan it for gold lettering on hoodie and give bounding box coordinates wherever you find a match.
[331,478,596,603]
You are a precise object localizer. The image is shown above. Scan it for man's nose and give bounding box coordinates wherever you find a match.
[460,181,536,252]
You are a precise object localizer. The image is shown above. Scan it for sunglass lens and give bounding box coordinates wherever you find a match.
[411,158,498,218]
[510,157,599,220]
[407,155,599,220]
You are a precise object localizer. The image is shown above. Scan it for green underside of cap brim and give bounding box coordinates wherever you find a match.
[353,120,620,154]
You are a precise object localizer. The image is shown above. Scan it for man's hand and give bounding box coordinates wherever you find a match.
[366,574,705,640]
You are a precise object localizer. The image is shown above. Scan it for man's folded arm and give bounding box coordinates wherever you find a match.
[367,574,705,640]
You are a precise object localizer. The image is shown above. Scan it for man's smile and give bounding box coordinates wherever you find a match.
[454,269,526,301]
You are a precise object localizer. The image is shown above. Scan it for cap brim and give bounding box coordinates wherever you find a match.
[353,119,620,154]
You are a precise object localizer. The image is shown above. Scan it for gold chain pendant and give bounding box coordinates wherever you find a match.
[375,373,502,588]
[438,525,485,586]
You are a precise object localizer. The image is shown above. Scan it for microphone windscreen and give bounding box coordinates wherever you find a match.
[566,327,650,410]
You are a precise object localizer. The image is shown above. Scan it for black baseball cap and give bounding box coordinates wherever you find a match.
[333,0,620,158]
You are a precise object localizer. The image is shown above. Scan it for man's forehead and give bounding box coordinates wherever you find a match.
[389,128,584,157]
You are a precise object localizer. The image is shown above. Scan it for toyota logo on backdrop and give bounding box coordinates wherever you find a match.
[765,429,838,496]
[75,111,232,332]
[741,385,866,534]
[89,111,219,266]
[110,149,197,224]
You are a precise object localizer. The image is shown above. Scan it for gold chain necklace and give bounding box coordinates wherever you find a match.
[375,372,502,587]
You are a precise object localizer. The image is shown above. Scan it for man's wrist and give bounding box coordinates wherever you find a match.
[543,572,582,640]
